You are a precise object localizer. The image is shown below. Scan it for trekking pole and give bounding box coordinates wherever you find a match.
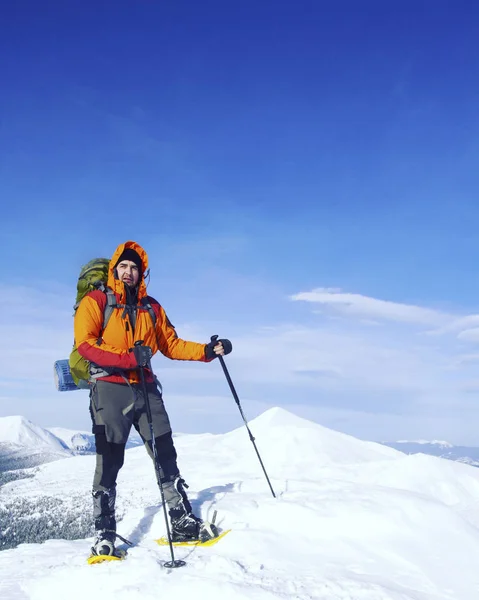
[211,335,276,498]
[134,340,185,569]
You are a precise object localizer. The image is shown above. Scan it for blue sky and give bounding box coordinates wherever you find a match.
[2,0,479,443]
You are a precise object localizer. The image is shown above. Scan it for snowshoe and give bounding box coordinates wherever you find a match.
[156,528,231,548]
[87,529,132,564]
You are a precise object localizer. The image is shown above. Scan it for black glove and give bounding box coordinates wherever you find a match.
[132,344,153,367]
[205,338,233,360]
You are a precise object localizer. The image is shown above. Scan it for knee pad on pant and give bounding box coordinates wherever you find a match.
[159,457,180,483]
[92,487,116,531]
[150,432,179,482]
[152,432,177,461]
[93,432,126,490]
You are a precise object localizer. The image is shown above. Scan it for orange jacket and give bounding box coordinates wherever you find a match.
[74,240,208,385]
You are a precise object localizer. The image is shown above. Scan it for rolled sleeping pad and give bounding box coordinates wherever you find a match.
[54,359,80,391]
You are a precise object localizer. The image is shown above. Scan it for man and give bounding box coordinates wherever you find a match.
[74,240,232,557]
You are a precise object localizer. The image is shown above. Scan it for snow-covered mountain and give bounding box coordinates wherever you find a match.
[48,427,142,455]
[0,415,72,472]
[0,416,144,473]
[381,439,479,467]
[2,406,479,599]
[47,427,97,454]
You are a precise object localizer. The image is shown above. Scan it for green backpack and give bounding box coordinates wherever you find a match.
[69,258,111,387]
[69,258,158,388]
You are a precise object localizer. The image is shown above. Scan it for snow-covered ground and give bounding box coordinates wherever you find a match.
[2,407,479,599]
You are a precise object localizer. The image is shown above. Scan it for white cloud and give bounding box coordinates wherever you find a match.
[457,328,479,342]
[291,288,479,348]
[291,288,449,326]
[431,314,479,337]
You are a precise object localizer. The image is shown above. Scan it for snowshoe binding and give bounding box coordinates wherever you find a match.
[87,529,132,564]
[156,509,229,547]
[170,512,219,543]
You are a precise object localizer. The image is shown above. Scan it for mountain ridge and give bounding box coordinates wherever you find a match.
[381,439,479,468]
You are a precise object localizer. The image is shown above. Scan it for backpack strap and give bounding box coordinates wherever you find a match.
[97,289,157,331]
[103,287,118,330]
[140,297,157,327]
[83,287,120,383]
[138,297,163,393]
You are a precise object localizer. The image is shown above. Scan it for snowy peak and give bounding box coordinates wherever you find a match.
[0,416,72,472]
[249,406,317,429]
[222,406,400,474]
[0,416,68,452]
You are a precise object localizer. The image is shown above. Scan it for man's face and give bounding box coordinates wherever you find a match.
[116,260,140,288]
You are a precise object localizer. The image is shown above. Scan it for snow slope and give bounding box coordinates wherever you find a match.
[2,407,479,599]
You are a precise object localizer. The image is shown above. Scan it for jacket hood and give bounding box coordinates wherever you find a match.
[108,240,149,301]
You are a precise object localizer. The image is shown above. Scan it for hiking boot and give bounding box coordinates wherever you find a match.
[170,510,219,542]
[91,529,117,556]
[163,475,219,542]
[170,510,201,542]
